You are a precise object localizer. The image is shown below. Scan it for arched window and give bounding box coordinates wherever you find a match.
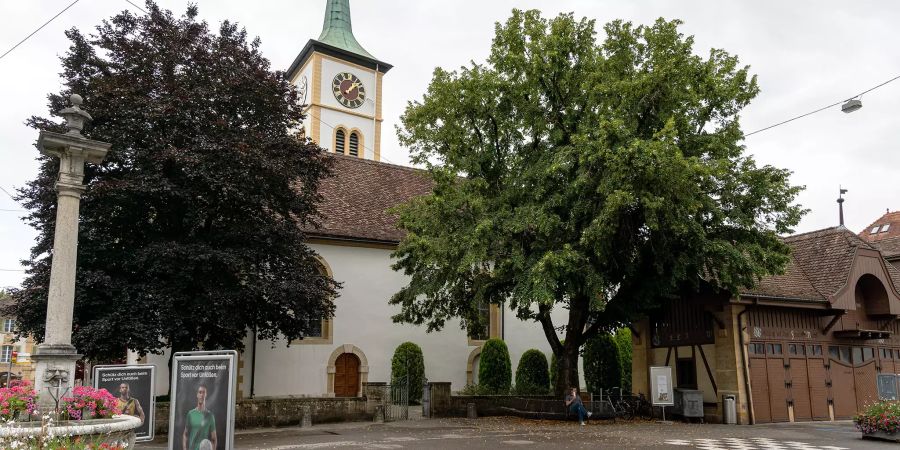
[348,132,360,157]
[335,129,346,154]
[293,257,334,345]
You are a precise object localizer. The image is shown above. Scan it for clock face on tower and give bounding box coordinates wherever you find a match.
[332,72,366,109]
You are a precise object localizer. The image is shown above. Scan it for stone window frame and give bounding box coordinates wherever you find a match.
[467,304,501,346]
[465,345,483,386]
[0,345,11,363]
[326,344,369,398]
[292,256,334,345]
[333,127,347,154]
[2,319,13,333]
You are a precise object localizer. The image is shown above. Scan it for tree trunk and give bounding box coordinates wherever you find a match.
[553,341,581,395]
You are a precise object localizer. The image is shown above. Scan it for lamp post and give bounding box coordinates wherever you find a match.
[31,94,111,409]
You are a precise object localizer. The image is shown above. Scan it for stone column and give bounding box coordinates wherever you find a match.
[31,94,110,409]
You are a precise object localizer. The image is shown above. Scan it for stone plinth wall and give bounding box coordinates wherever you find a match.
[154,397,370,435]
[443,395,564,417]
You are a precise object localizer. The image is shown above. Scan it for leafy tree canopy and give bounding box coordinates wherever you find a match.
[10,2,338,362]
[390,9,803,393]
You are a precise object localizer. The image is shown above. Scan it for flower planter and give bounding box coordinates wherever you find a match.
[862,430,900,442]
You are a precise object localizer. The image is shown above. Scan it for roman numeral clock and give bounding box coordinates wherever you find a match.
[332,72,366,109]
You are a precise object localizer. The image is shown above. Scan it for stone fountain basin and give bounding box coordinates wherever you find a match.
[0,415,141,446]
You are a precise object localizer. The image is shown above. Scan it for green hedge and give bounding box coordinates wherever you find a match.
[514,349,550,394]
[391,342,425,402]
[615,328,633,391]
[479,338,512,394]
[583,333,622,394]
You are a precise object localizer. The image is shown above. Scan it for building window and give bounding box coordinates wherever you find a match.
[348,132,359,157]
[467,302,491,341]
[881,224,891,233]
[675,358,697,389]
[0,346,11,363]
[292,258,334,345]
[304,317,323,338]
[335,129,346,154]
[2,319,13,333]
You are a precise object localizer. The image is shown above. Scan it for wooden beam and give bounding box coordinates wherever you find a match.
[628,324,641,338]
[697,344,718,394]
[665,347,673,366]
[821,313,844,335]
[706,311,726,330]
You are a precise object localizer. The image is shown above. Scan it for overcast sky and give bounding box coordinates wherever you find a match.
[1,0,899,288]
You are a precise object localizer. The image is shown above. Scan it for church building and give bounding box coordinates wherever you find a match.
[140,0,568,399]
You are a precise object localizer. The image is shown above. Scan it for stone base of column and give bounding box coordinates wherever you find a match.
[31,343,82,414]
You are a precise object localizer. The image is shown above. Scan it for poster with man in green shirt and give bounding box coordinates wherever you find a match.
[169,351,236,450]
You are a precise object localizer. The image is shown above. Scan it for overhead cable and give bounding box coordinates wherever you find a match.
[0,0,83,62]
[745,73,900,137]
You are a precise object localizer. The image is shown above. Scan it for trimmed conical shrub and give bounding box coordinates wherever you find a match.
[515,349,550,394]
[478,338,512,394]
[391,342,425,402]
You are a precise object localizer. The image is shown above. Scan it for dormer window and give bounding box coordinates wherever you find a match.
[335,129,346,154]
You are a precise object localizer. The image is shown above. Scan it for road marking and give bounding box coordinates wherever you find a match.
[663,438,848,450]
[501,440,535,445]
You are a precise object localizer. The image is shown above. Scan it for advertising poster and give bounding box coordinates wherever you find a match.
[169,351,236,450]
[650,366,674,406]
[93,364,156,442]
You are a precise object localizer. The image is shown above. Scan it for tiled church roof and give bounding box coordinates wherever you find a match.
[860,210,900,242]
[741,226,900,301]
[872,235,900,260]
[307,154,432,243]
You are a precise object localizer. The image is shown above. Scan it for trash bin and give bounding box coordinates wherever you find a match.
[723,395,736,424]
[674,388,704,419]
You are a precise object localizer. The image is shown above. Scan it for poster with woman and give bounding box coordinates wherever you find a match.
[168,351,236,450]
[93,364,155,442]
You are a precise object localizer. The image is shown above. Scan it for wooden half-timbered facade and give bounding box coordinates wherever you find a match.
[632,226,900,424]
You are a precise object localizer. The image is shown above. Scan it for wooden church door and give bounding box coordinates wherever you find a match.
[334,353,360,397]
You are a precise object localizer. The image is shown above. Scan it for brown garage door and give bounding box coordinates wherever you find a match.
[789,356,812,421]
[748,342,789,423]
[828,344,856,419]
[806,345,829,421]
[749,356,772,423]
[854,359,878,412]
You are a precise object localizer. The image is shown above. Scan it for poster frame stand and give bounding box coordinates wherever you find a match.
[92,363,157,442]
[649,366,674,424]
[168,350,238,450]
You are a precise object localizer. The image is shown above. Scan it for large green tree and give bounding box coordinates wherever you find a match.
[390,10,803,394]
[9,3,338,362]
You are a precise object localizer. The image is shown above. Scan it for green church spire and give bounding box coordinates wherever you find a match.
[317,0,376,60]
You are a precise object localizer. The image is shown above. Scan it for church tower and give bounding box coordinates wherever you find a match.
[286,0,392,161]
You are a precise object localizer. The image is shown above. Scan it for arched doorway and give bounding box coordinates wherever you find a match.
[334,353,360,397]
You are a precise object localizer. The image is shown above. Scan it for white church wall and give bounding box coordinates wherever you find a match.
[142,242,577,397]
[295,62,315,141]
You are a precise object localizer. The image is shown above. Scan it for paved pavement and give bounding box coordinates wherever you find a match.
[137,416,897,449]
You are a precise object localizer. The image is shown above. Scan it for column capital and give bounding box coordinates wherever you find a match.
[55,181,87,199]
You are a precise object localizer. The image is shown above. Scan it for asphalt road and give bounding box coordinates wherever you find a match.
[137,417,897,449]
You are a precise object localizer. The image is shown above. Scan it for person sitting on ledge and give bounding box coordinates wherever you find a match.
[564,387,592,425]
